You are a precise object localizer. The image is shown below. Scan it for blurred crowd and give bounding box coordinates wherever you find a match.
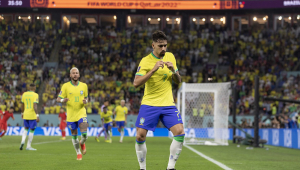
[0,20,57,112]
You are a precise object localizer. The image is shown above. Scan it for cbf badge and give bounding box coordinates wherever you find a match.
[80,91,83,95]
[139,117,145,126]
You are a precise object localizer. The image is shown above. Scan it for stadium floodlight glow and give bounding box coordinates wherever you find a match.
[28,16,31,19]
[128,16,131,23]
[263,17,266,21]
[289,16,291,20]
[220,18,223,21]
[157,18,160,21]
[176,18,179,21]
[253,17,257,21]
[37,16,39,19]
[278,16,282,20]
[210,18,214,21]
[18,16,21,19]
[193,18,196,22]
[46,16,49,20]
[166,18,170,21]
[148,18,151,21]
[114,15,117,20]
[202,18,205,21]
[298,16,300,20]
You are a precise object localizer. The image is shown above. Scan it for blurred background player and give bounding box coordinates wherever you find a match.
[58,108,67,140]
[133,31,185,170]
[96,100,110,140]
[96,106,113,143]
[57,67,89,161]
[0,107,15,139]
[20,84,40,151]
[114,100,128,143]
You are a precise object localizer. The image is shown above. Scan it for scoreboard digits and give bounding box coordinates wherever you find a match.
[8,0,23,6]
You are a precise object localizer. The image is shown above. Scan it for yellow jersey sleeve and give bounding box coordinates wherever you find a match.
[171,54,178,72]
[34,93,39,103]
[136,58,149,76]
[58,84,67,99]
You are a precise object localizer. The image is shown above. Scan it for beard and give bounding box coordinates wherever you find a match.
[159,51,166,57]
[71,77,79,82]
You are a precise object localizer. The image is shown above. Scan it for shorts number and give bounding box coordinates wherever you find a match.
[82,117,87,123]
[26,99,31,109]
[75,96,79,102]
[163,74,167,82]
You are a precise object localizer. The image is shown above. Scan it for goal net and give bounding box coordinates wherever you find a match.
[175,82,231,145]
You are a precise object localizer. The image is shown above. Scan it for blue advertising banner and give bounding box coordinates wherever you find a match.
[5,127,300,149]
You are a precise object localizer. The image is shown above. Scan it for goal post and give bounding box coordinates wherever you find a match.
[176,82,231,145]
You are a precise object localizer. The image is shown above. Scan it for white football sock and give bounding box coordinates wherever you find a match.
[120,130,124,142]
[27,131,34,148]
[72,138,81,155]
[167,139,183,169]
[21,129,28,144]
[135,141,147,170]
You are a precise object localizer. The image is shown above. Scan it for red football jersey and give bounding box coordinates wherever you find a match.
[1,111,14,122]
[58,112,67,123]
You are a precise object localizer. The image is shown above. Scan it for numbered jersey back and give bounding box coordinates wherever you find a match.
[21,91,39,120]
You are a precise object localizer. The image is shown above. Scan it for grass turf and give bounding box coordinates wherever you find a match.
[1,136,300,170]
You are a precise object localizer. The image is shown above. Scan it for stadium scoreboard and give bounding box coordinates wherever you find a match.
[0,0,299,9]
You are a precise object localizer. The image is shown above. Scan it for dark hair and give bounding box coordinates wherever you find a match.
[103,106,107,109]
[152,31,167,42]
[30,83,36,87]
[10,107,14,110]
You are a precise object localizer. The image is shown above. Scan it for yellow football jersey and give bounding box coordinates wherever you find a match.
[21,91,39,120]
[115,105,128,121]
[58,81,88,122]
[100,111,113,123]
[136,52,178,106]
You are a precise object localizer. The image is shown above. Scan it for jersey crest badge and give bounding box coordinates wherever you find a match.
[80,91,83,95]
[139,117,145,126]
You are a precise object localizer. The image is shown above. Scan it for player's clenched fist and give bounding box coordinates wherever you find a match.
[152,60,164,72]
[164,62,175,72]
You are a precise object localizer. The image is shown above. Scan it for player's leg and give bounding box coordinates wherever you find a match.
[160,106,185,170]
[0,122,6,138]
[106,123,112,143]
[68,122,82,160]
[135,127,148,170]
[78,117,88,155]
[119,122,125,143]
[20,120,29,150]
[26,120,37,150]
[135,105,161,170]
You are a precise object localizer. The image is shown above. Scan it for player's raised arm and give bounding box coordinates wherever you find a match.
[164,61,181,84]
[56,84,69,103]
[133,60,164,88]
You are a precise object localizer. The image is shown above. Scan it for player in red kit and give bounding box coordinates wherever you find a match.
[59,108,67,140]
[0,107,15,139]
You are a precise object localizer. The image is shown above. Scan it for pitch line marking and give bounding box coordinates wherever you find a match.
[33,139,71,145]
[184,144,233,170]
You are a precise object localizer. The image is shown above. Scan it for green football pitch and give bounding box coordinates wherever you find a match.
[1,136,300,170]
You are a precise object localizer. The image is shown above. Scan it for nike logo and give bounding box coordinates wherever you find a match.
[178,119,181,121]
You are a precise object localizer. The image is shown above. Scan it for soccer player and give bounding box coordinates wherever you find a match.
[0,107,15,139]
[96,107,113,143]
[114,100,128,143]
[58,108,67,140]
[56,67,89,160]
[133,31,184,170]
[95,100,109,141]
[20,84,40,151]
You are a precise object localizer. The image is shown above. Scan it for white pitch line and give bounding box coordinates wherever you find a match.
[33,139,71,145]
[184,144,233,170]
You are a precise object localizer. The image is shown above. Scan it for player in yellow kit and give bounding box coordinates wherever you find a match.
[114,100,128,143]
[56,67,89,160]
[97,107,113,143]
[133,31,185,170]
[19,84,40,151]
